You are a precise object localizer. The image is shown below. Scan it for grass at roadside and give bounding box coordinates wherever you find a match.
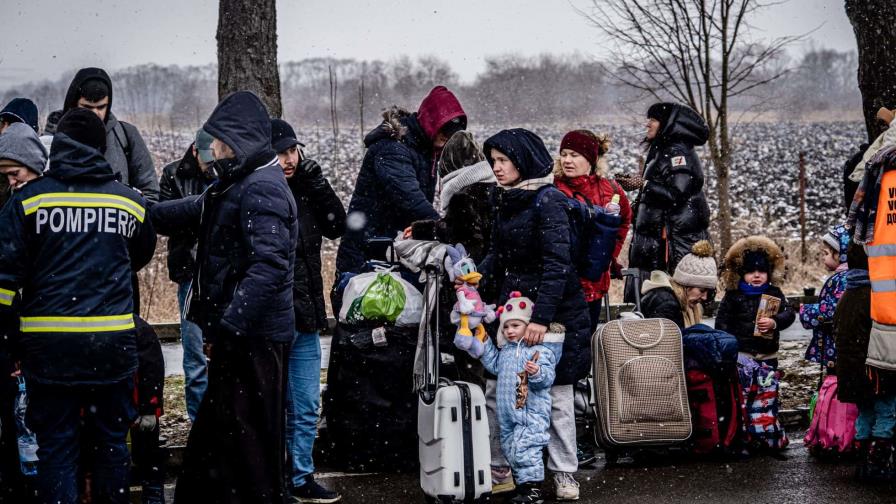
[161,375,191,447]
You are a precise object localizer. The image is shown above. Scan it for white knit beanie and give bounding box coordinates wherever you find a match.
[496,291,533,347]
[672,240,718,289]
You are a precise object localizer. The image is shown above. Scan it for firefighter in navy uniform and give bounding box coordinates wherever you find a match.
[0,108,156,504]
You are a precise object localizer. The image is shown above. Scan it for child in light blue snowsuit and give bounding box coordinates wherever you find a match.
[473,292,563,500]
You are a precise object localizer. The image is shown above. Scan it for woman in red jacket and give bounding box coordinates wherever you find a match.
[554,129,632,334]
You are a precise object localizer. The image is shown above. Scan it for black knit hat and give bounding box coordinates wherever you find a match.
[56,108,107,151]
[270,118,305,153]
[740,249,771,275]
[0,98,39,133]
[647,102,674,126]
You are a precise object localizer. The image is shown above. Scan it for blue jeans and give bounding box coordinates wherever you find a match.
[856,395,896,440]
[27,379,136,504]
[178,281,208,421]
[285,331,322,487]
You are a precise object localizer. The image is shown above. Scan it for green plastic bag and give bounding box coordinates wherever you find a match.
[359,273,406,323]
[808,391,818,422]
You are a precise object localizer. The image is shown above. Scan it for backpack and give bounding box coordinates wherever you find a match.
[536,186,622,281]
[737,356,789,452]
[804,375,858,457]
[687,369,745,455]
[681,324,744,455]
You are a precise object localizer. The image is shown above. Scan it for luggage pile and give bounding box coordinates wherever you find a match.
[323,240,426,472]
[588,269,791,463]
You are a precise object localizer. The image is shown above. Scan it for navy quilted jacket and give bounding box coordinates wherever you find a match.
[480,129,591,385]
[335,111,440,275]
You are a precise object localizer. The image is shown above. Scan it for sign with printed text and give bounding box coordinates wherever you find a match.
[888,186,896,225]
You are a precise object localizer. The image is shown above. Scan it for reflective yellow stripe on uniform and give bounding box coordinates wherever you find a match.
[0,287,14,306]
[20,314,135,333]
[21,193,145,222]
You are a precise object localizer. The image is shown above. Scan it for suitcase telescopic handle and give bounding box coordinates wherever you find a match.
[622,268,643,313]
[421,266,440,403]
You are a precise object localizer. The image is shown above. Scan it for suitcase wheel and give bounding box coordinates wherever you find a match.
[604,448,620,466]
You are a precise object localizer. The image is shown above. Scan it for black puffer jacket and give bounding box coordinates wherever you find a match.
[480,129,590,385]
[159,147,213,284]
[630,104,711,273]
[150,92,298,343]
[335,109,440,275]
[715,286,795,356]
[289,158,346,333]
[641,288,686,329]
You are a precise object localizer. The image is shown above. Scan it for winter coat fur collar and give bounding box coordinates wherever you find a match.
[720,235,786,291]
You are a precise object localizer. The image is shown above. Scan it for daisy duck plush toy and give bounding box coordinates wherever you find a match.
[445,244,496,358]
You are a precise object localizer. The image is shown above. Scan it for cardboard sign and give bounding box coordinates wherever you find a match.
[754,294,781,339]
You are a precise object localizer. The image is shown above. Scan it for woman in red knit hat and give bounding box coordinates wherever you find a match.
[553,129,632,334]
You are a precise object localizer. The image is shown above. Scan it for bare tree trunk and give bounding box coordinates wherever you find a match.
[799,152,807,263]
[359,76,365,144]
[716,0,733,256]
[217,0,282,117]
[711,134,733,254]
[329,65,339,137]
[846,0,896,141]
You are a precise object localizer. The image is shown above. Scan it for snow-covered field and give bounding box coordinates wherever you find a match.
[147,120,865,240]
[292,121,864,239]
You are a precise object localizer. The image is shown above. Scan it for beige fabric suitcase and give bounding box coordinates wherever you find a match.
[592,318,692,449]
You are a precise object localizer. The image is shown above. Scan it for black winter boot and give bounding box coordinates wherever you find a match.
[511,481,545,504]
[854,439,872,481]
[865,438,894,482]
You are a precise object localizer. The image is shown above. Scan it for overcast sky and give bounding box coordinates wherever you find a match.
[0,0,856,90]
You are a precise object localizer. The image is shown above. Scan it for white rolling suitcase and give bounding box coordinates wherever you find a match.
[417,263,491,503]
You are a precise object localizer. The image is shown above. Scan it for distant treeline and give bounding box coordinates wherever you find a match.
[1,49,860,132]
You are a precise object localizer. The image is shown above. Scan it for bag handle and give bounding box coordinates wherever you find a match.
[570,190,594,207]
[616,319,664,350]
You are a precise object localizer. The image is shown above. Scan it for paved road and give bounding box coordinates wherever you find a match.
[150,438,894,503]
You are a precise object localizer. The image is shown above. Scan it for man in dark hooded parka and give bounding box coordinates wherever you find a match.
[151,91,298,504]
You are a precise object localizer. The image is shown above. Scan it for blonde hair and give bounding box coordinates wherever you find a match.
[554,131,612,179]
[669,278,703,328]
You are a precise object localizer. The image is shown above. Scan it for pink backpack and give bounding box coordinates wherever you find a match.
[804,375,858,454]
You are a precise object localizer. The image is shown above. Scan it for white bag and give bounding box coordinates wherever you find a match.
[338,268,423,327]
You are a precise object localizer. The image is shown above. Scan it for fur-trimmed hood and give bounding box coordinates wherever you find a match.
[720,235,786,290]
[362,106,430,153]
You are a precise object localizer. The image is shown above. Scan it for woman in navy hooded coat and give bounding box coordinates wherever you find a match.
[479,128,589,498]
